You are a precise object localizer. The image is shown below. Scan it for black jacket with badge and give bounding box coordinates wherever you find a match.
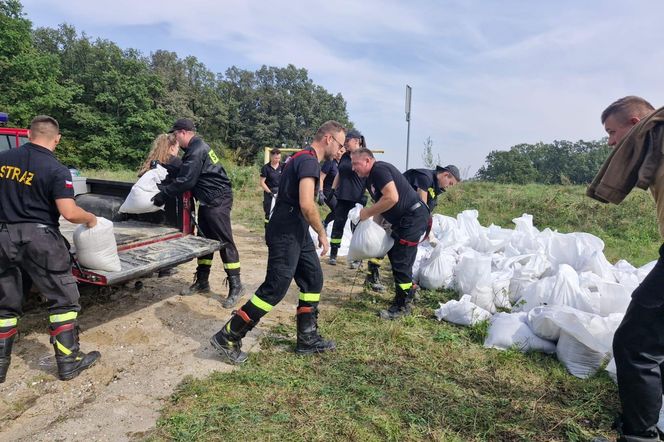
[160,136,231,205]
[403,168,442,211]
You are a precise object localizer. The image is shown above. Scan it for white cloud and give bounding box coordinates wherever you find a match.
[22,0,664,174]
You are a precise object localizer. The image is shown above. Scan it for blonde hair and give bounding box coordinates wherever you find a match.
[138,133,178,177]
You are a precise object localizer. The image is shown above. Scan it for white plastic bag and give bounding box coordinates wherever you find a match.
[484,312,556,353]
[455,250,495,313]
[418,244,457,290]
[556,330,606,379]
[73,217,122,272]
[347,218,394,260]
[119,165,168,214]
[435,295,491,326]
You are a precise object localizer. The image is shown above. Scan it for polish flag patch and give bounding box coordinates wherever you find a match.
[65,180,73,189]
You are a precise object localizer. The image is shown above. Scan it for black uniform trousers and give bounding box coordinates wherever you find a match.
[196,192,241,277]
[613,243,664,435]
[330,199,357,252]
[0,223,80,320]
[240,202,323,323]
[323,189,337,227]
[262,187,278,227]
[387,204,429,304]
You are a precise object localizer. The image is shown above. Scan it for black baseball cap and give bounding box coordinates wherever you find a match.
[168,118,195,133]
[345,128,363,141]
[436,164,461,182]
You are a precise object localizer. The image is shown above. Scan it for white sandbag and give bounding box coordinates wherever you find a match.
[455,250,495,313]
[612,259,639,286]
[435,295,491,326]
[491,269,513,310]
[526,304,583,341]
[73,217,121,272]
[412,242,433,282]
[597,280,635,316]
[556,330,606,379]
[119,165,168,214]
[580,250,616,282]
[484,312,556,353]
[418,243,457,290]
[430,214,467,249]
[348,218,394,260]
[516,264,599,314]
[605,357,617,383]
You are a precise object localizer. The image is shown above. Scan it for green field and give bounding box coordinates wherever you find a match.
[83,172,658,441]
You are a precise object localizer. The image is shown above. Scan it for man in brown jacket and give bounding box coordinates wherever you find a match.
[596,96,664,442]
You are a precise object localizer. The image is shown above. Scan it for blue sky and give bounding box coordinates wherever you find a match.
[22,0,664,175]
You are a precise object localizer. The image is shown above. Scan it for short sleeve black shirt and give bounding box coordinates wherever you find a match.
[403,168,442,211]
[0,142,75,226]
[366,161,419,225]
[276,147,320,210]
[260,162,284,190]
[320,159,338,192]
[336,151,366,202]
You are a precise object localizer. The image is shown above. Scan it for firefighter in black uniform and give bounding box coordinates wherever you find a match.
[152,119,244,308]
[328,129,367,267]
[0,115,100,383]
[364,165,461,291]
[259,148,283,227]
[210,121,345,364]
[318,145,344,228]
[351,147,430,319]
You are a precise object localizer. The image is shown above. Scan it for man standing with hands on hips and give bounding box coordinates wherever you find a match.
[351,147,430,320]
[210,121,345,364]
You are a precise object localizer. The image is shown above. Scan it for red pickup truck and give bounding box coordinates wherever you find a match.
[1,125,220,286]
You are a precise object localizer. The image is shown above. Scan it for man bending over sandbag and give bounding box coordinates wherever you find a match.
[153,119,245,308]
[364,164,461,292]
[588,96,664,442]
[351,148,430,319]
[0,115,100,383]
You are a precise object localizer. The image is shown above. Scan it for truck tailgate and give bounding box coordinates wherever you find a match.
[79,235,220,285]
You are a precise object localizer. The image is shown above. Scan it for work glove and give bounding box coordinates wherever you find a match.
[317,190,326,206]
[151,191,166,207]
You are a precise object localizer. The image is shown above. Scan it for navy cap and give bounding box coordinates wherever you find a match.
[345,128,363,141]
[436,164,461,182]
[168,118,195,133]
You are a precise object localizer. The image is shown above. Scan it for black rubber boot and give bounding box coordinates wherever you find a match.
[210,309,255,364]
[328,246,338,266]
[49,322,100,381]
[295,306,336,355]
[378,286,416,320]
[222,274,245,309]
[181,270,211,296]
[0,326,18,384]
[364,262,385,292]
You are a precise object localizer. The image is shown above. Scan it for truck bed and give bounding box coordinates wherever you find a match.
[59,220,220,285]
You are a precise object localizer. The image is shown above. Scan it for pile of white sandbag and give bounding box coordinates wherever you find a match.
[419,210,654,380]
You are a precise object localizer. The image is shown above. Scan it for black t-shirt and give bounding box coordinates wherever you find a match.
[336,151,366,202]
[403,168,442,211]
[321,159,338,191]
[275,147,320,211]
[366,161,420,225]
[260,162,284,190]
[0,142,75,226]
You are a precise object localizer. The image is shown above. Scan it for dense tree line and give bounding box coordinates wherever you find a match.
[0,0,351,169]
[475,139,610,184]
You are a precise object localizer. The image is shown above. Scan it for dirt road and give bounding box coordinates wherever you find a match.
[0,225,364,441]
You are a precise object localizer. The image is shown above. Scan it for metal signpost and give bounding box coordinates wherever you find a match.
[405,85,412,170]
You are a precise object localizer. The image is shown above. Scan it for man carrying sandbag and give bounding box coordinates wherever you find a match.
[363,164,461,292]
[0,115,100,383]
[209,121,344,364]
[588,96,664,442]
[351,148,430,320]
[153,118,245,308]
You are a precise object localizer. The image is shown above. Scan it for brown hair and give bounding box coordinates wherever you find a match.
[601,96,655,124]
[138,133,178,177]
[29,115,59,139]
[270,148,281,155]
[313,120,346,142]
[350,147,374,159]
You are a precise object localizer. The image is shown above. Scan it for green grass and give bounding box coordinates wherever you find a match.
[150,290,618,442]
[147,180,659,441]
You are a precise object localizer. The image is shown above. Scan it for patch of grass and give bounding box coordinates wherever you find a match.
[152,298,619,441]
